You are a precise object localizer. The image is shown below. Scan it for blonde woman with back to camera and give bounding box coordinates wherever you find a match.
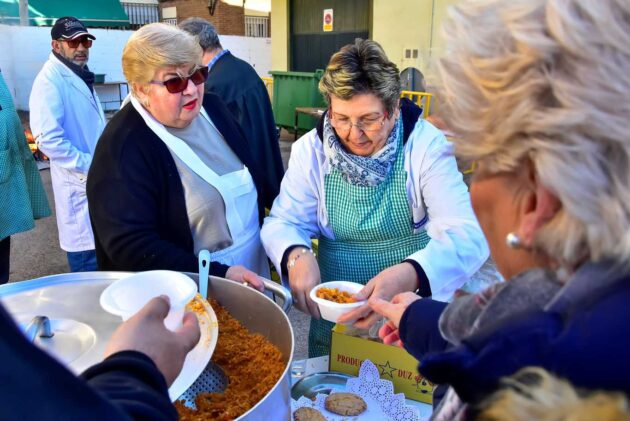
[88,23,274,290]
[368,0,630,418]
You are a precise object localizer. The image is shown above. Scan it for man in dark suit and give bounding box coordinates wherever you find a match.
[179,18,284,202]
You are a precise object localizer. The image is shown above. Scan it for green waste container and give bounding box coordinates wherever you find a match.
[270,70,327,133]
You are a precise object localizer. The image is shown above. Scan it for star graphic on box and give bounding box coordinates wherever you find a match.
[378,360,397,379]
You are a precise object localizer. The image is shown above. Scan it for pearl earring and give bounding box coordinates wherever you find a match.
[506,232,522,249]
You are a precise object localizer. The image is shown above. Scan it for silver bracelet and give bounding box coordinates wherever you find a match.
[287,248,315,271]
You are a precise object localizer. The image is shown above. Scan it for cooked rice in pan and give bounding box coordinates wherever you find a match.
[176,298,286,420]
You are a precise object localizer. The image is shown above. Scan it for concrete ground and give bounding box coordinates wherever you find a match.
[6,127,500,360]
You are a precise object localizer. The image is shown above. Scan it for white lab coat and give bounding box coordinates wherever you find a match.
[29,53,106,252]
[261,119,489,302]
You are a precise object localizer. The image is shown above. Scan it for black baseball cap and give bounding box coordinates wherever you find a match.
[51,17,96,41]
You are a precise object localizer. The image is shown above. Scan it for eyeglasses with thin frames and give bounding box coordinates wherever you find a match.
[329,110,389,133]
[59,37,93,49]
[149,67,209,94]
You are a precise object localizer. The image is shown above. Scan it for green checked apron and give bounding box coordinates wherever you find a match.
[309,136,430,357]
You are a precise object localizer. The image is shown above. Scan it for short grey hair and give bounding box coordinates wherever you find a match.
[179,17,222,52]
[439,0,630,269]
[319,39,401,116]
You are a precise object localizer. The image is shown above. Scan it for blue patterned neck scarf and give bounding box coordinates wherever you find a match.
[322,113,401,187]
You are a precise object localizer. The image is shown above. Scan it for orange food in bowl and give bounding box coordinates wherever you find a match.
[316,287,357,304]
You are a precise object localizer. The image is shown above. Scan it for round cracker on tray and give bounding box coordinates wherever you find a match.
[294,406,327,421]
[325,392,367,416]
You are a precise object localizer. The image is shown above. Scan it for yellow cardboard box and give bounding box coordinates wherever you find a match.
[329,324,436,404]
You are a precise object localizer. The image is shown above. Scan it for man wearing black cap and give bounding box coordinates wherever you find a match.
[29,17,106,272]
[50,16,96,67]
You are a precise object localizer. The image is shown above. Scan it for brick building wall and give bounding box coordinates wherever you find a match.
[159,0,245,35]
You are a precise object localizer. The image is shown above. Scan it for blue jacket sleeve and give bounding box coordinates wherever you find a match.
[81,351,178,420]
[0,303,176,420]
[399,298,450,361]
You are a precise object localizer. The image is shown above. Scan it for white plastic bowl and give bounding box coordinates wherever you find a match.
[310,281,366,323]
[100,270,197,331]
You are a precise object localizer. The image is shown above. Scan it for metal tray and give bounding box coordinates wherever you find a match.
[0,272,218,402]
[291,372,352,400]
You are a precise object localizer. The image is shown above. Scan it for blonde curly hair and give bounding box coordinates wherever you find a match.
[439,0,630,269]
[475,367,630,421]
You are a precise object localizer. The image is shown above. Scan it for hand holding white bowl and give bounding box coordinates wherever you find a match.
[309,281,366,323]
[100,270,197,331]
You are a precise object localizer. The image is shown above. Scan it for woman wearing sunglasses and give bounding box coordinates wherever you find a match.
[87,23,271,290]
[261,39,489,357]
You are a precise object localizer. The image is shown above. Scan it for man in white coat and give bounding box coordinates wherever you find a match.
[29,17,106,272]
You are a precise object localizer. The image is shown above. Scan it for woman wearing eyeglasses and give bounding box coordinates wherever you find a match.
[87,23,270,290]
[261,39,489,357]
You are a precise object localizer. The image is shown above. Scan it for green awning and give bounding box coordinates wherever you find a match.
[0,0,130,27]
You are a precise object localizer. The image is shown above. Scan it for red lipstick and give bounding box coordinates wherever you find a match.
[183,99,198,110]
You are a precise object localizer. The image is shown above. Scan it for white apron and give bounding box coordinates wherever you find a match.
[130,96,269,277]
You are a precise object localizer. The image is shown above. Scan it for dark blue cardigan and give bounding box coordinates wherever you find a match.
[88,93,273,276]
[400,266,630,404]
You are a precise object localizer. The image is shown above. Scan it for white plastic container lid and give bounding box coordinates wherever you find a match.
[100,270,197,331]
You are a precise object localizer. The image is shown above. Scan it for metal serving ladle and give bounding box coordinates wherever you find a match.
[183,250,228,409]
[198,250,211,299]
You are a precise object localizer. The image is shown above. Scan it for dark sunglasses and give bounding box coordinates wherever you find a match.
[61,37,93,48]
[149,67,209,94]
